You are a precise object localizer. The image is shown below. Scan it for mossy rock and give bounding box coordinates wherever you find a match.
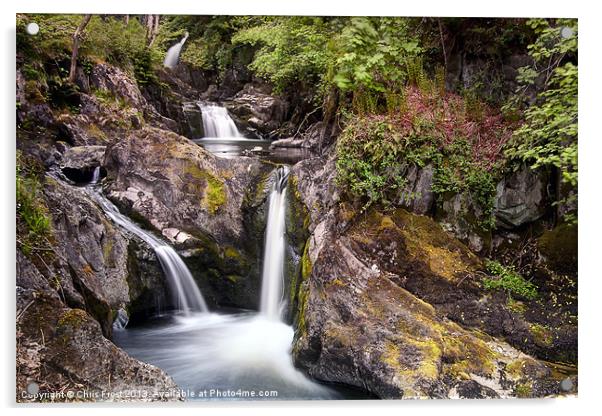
[537,223,577,273]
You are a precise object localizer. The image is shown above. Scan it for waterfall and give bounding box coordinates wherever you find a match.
[259,166,290,320]
[90,166,100,184]
[198,103,241,138]
[87,188,208,315]
[163,32,189,69]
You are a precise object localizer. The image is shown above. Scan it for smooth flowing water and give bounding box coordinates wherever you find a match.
[163,32,189,69]
[87,188,208,315]
[90,166,100,184]
[260,166,290,320]
[199,103,241,138]
[112,165,341,400]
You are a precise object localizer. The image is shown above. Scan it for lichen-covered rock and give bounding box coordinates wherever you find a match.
[17,249,178,402]
[103,126,274,308]
[290,153,576,399]
[293,222,561,398]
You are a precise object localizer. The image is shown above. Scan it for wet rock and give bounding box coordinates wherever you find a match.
[103,126,274,309]
[60,145,106,182]
[494,165,548,229]
[181,102,204,138]
[225,85,289,138]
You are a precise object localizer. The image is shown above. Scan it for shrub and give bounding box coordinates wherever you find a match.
[483,260,537,300]
[16,151,53,256]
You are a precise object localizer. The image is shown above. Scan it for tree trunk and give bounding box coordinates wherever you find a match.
[147,15,160,47]
[124,15,129,25]
[68,14,92,84]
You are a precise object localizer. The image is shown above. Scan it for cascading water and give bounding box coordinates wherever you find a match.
[163,32,189,69]
[113,164,339,399]
[198,103,241,138]
[259,166,290,320]
[90,166,100,184]
[86,187,208,315]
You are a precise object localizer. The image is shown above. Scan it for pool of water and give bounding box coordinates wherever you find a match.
[114,311,365,401]
[193,137,313,164]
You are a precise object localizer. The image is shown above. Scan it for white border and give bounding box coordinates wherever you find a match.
[2,1,600,415]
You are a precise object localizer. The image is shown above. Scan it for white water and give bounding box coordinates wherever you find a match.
[90,166,100,184]
[199,103,241,138]
[112,164,338,399]
[87,188,208,315]
[114,311,336,400]
[163,32,189,69]
[259,166,290,320]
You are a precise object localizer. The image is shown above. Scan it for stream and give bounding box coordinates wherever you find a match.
[102,108,350,399]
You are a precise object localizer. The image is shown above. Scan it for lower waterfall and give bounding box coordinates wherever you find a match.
[112,166,339,400]
[259,166,290,320]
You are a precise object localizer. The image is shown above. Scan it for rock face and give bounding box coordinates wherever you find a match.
[289,153,576,399]
[397,164,435,215]
[494,165,548,229]
[103,126,274,308]
[225,85,289,138]
[60,145,106,183]
[16,178,178,402]
[180,102,205,138]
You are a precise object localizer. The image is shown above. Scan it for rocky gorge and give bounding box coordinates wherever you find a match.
[16,15,577,402]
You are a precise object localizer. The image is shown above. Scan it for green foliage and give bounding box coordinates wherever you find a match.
[16,151,52,256]
[483,260,537,300]
[18,14,161,87]
[334,17,422,94]
[232,17,334,98]
[336,114,497,225]
[505,19,578,190]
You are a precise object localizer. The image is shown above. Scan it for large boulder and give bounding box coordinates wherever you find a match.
[494,165,548,229]
[17,251,177,402]
[16,176,179,402]
[289,153,576,398]
[103,126,274,309]
[42,176,170,336]
[225,85,289,138]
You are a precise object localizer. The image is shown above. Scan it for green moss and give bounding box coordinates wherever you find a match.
[301,240,313,281]
[515,382,533,398]
[57,309,88,330]
[483,260,538,300]
[223,246,241,260]
[16,151,53,256]
[529,323,553,347]
[184,164,227,214]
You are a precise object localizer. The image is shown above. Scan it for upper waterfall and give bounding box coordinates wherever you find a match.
[163,32,189,69]
[198,103,242,138]
[259,166,290,320]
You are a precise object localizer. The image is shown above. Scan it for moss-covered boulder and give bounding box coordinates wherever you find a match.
[289,153,576,398]
[104,126,275,309]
